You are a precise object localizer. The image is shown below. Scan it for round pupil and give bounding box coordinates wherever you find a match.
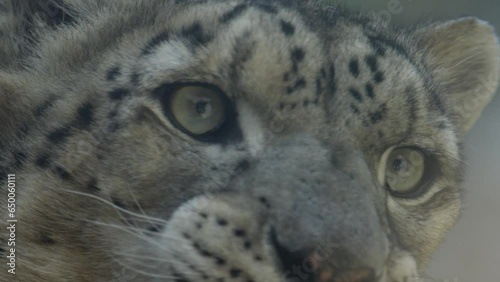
[392,157,406,172]
[195,100,212,119]
[169,86,226,136]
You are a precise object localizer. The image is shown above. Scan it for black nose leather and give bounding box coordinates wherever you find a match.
[270,227,313,279]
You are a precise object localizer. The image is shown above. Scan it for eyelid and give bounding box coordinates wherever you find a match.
[378,146,396,186]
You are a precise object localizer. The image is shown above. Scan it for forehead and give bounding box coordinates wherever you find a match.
[137,0,449,152]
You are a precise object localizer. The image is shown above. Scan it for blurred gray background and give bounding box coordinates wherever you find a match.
[328,0,500,281]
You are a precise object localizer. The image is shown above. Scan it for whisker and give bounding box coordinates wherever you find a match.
[111,256,179,280]
[61,189,168,224]
[113,251,187,267]
[82,219,178,248]
[125,185,164,231]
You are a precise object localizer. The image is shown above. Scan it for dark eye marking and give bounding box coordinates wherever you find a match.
[181,22,213,46]
[220,4,249,24]
[349,88,363,103]
[365,55,378,73]
[280,20,296,36]
[106,66,121,81]
[141,31,169,56]
[365,83,375,99]
[349,58,360,78]
[108,88,130,101]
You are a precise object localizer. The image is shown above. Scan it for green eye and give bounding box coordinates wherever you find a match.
[385,148,427,196]
[169,86,227,136]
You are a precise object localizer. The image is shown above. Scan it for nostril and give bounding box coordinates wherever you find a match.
[269,228,310,270]
[269,228,377,282]
[269,227,316,282]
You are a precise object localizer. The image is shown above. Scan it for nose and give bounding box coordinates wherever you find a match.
[271,228,378,282]
[232,135,388,281]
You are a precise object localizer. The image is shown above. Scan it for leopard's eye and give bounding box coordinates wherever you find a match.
[154,83,241,143]
[385,148,426,196]
[169,86,227,135]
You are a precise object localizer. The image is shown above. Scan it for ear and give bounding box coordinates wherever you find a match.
[415,18,500,136]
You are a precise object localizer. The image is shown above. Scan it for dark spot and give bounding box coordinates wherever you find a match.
[199,213,208,219]
[199,248,213,258]
[366,35,387,56]
[254,3,278,14]
[254,255,263,261]
[429,88,445,114]
[259,196,271,208]
[76,102,94,130]
[182,22,212,46]
[244,240,252,249]
[233,229,246,237]
[35,154,51,168]
[303,99,310,107]
[286,78,306,94]
[227,35,256,85]
[196,223,203,229]
[111,197,127,209]
[142,31,169,56]
[106,66,121,81]
[349,58,360,77]
[40,0,76,27]
[366,34,409,60]
[54,166,72,181]
[315,77,323,96]
[108,110,118,119]
[369,103,387,125]
[350,104,360,114]
[217,218,228,226]
[349,88,363,103]
[234,160,250,173]
[283,72,290,82]
[321,68,327,78]
[374,71,385,83]
[291,48,305,62]
[215,257,226,265]
[34,98,57,117]
[87,178,101,193]
[108,88,129,100]
[365,55,378,73]
[291,48,305,73]
[365,83,375,99]
[280,20,295,36]
[230,268,242,278]
[328,64,337,96]
[48,126,72,144]
[40,234,56,245]
[171,270,190,282]
[220,4,248,24]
